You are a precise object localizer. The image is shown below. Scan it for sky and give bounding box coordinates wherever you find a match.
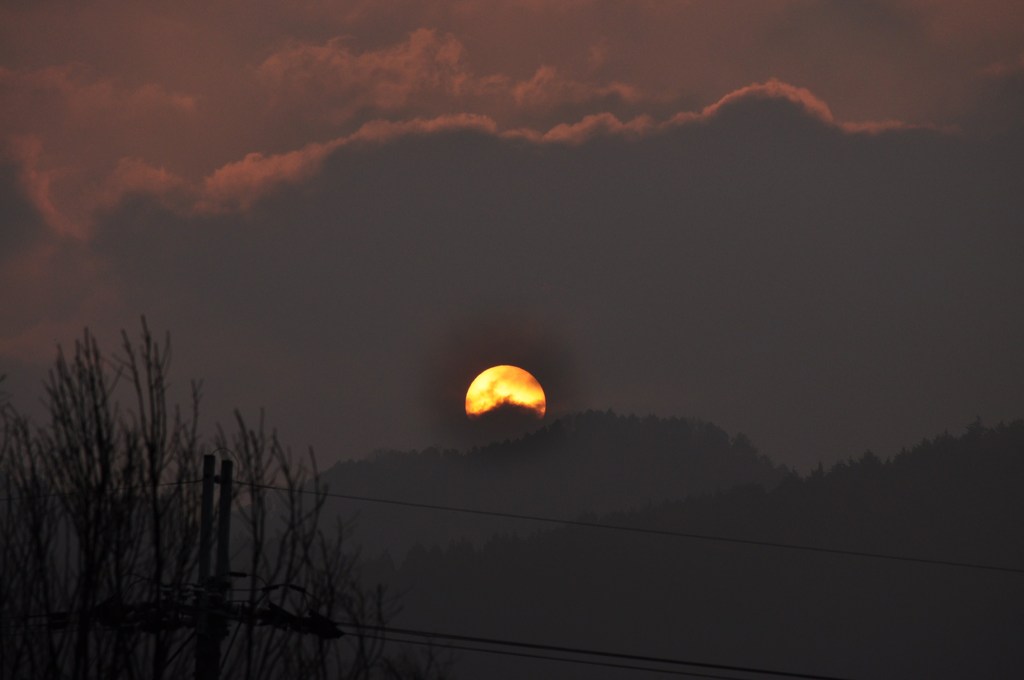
[2,0,1023,469]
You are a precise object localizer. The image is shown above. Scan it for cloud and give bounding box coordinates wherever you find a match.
[257,29,644,125]
[21,66,920,226]
[3,0,1022,469]
[0,64,199,234]
[67,87,1024,469]
[0,64,196,121]
[968,52,1024,135]
[348,113,499,142]
[3,0,1020,236]
[258,29,473,119]
[197,113,498,213]
[525,80,921,145]
[102,158,188,210]
[695,80,836,125]
[198,141,340,214]
[660,79,917,136]
[511,65,640,110]
[0,150,117,363]
[0,150,46,259]
[509,112,655,144]
[981,53,1024,79]
[194,79,924,211]
[4,136,77,237]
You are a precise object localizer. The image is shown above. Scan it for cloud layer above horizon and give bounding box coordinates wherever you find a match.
[2,1,1023,467]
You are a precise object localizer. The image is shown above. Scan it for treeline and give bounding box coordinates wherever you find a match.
[321,410,787,556]
[371,421,1024,680]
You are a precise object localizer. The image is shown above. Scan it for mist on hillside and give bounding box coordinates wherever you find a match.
[362,420,1024,680]
[320,411,787,556]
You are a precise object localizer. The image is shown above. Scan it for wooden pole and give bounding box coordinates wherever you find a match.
[195,456,232,680]
[194,454,217,680]
[215,459,233,603]
[197,455,216,584]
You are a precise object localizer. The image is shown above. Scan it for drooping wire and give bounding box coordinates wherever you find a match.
[342,623,853,680]
[241,481,1024,575]
[362,631,748,679]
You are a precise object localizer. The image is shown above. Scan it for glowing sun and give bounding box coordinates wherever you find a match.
[465,365,546,419]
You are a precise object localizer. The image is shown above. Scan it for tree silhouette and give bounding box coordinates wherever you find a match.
[0,322,445,679]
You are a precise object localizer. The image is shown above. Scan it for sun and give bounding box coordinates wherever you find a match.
[465,365,546,419]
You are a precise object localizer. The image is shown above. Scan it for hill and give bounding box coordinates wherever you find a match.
[372,420,1024,679]
[322,411,787,556]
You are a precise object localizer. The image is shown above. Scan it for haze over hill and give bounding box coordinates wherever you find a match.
[322,411,786,556]
[367,420,1024,680]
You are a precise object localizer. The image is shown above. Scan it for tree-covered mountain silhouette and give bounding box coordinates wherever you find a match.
[322,411,786,556]
[369,420,1024,680]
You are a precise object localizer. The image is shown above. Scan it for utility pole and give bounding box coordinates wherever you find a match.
[46,453,341,673]
[197,455,216,589]
[195,456,232,680]
[214,458,234,650]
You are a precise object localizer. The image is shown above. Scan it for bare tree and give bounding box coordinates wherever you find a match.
[0,321,447,680]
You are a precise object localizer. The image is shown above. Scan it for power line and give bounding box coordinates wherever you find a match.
[242,482,1024,576]
[0,619,838,680]
[344,623,854,680]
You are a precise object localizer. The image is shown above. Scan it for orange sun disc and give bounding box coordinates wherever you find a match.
[465,365,547,419]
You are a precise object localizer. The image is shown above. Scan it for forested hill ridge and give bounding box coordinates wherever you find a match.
[375,420,1024,680]
[322,411,788,556]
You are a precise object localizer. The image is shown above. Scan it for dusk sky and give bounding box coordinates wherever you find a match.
[3,0,1023,469]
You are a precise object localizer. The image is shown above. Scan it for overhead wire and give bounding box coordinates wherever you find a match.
[240,481,1024,575]
[3,466,1013,679]
[363,631,747,679]
[343,623,853,680]
[0,617,841,680]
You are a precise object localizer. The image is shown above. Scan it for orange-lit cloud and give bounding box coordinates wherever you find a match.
[511,65,640,110]
[27,72,924,224]
[670,80,918,135]
[3,0,1021,233]
[0,63,198,235]
[982,53,1024,78]
[349,113,499,143]
[0,162,118,364]
[198,140,341,214]
[197,113,498,213]
[102,158,188,210]
[258,29,475,120]
[193,78,935,213]
[257,28,643,125]
[506,112,654,144]
[5,136,77,238]
[0,64,195,119]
